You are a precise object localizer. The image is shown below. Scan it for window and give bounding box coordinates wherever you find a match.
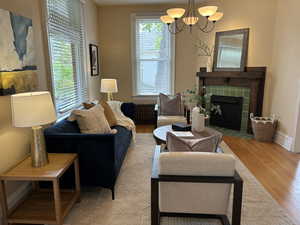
[46,0,88,117]
[132,14,175,96]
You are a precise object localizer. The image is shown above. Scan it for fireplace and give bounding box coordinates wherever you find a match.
[210,95,244,131]
[197,67,266,133]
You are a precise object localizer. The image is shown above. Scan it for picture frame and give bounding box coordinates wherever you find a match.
[213,28,250,72]
[89,44,100,76]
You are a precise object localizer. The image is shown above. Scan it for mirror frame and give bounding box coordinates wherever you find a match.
[213,28,250,72]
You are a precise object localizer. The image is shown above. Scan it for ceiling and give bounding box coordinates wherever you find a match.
[94,0,195,6]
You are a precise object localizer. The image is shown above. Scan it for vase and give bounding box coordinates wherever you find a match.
[192,107,205,132]
[206,57,213,72]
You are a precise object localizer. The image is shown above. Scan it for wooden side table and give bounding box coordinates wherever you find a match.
[0,153,80,225]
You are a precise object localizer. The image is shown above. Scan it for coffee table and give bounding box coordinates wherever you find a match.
[153,125,223,152]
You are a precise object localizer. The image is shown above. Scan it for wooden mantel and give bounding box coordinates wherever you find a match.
[197,67,266,132]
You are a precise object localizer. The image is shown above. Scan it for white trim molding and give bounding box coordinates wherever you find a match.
[274,131,294,152]
[0,182,31,225]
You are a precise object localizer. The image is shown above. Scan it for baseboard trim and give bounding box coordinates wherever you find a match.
[274,131,293,151]
[0,182,31,225]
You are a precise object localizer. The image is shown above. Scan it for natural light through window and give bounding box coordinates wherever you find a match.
[132,15,174,96]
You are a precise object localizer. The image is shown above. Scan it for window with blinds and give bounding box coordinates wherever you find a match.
[132,15,175,96]
[46,0,88,116]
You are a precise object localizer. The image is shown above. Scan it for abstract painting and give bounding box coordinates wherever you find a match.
[89,44,99,76]
[0,9,37,96]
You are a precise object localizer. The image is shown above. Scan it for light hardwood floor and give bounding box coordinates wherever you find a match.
[136,125,300,225]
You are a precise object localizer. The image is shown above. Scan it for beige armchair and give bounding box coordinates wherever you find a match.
[151,146,243,225]
[155,94,189,127]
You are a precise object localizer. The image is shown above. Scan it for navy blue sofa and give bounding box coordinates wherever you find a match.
[44,103,135,200]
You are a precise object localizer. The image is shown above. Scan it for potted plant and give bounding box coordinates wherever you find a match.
[182,86,211,132]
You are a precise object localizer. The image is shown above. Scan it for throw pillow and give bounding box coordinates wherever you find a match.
[159,93,183,116]
[82,100,118,127]
[100,100,118,127]
[69,104,115,134]
[166,132,217,152]
[82,102,95,109]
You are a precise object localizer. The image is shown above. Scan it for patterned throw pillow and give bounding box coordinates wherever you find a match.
[69,104,116,134]
[159,93,183,116]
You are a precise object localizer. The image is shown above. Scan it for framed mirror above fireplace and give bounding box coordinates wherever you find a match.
[213,28,250,72]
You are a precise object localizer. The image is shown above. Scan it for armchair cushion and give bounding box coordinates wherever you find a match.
[159,152,235,176]
[158,152,235,215]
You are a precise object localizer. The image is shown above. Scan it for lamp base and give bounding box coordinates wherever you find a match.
[107,93,114,101]
[31,126,49,168]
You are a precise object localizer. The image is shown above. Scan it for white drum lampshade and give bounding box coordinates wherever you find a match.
[101,79,118,101]
[11,91,57,168]
[11,92,57,128]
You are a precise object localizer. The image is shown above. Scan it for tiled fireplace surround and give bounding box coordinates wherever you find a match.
[197,67,266,133]
[205,86,250,132]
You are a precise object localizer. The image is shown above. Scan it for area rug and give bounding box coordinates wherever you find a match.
[64,134,295,225]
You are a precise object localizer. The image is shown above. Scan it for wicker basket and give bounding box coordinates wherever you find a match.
[250,113,277,142]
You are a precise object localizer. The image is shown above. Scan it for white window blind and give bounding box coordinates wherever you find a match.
[132,15,175,96]
[46,0,88,116]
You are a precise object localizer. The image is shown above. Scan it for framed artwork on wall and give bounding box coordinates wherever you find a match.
[89,44,99,76]
[0,8,38,96]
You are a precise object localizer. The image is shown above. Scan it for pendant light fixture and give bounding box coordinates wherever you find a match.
[160,0,223,34]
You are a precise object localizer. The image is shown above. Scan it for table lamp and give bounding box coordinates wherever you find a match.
[11,92,57,167]
[101,79,118,101]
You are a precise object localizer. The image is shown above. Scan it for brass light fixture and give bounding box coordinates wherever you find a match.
[160,0,223,34]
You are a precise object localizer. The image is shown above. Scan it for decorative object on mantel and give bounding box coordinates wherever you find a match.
[194,39,214,72]
[0,8,38,96]
[250,113,278,142]
[160,0,223,34]
[213,28,250,72]
[11,92,57,167]
[101,79,118,101]
[89,44,100,76]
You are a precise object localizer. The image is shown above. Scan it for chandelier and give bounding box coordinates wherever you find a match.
[160,0,223,34]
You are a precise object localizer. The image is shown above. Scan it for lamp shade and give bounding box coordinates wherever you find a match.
[11,92,57,128]
[183,16,199,25]
[208,12,224,22]
[167,8,186,19]
[160,15,175,24]
[101,79,118,93]
[198,6,218,17]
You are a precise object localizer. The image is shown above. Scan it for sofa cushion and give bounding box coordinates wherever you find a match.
[45,119,80,134]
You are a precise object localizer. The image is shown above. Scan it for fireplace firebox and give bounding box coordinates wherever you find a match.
[210,95,244,131]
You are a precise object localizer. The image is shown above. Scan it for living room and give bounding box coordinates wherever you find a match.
[0,0,300,225]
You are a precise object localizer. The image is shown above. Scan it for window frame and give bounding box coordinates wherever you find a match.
[44,0,89,118]
[131,13,175,98]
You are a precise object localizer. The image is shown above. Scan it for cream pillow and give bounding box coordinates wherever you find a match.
[69,104,115,134]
